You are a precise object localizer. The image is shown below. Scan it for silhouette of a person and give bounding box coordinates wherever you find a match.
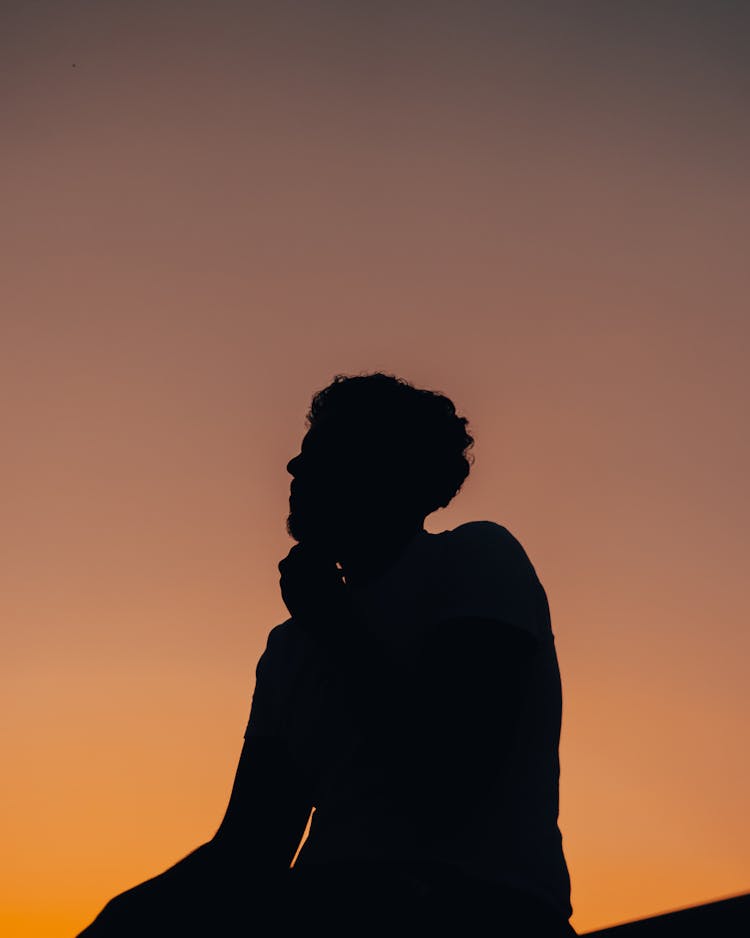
[77,372,575,937]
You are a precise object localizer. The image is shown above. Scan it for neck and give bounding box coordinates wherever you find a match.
[339,521,425,588]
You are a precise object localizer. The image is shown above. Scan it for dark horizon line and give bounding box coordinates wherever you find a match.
[581,889,750,936]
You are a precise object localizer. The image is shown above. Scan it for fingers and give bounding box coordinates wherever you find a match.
[279,544,338,575]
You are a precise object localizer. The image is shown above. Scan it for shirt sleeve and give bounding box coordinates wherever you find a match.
[435,520,546,641]
[244,620,297,740]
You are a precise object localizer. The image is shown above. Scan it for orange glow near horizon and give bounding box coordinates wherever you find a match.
[3,5,749,935]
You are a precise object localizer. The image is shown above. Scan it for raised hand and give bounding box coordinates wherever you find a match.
[278,543,349,631]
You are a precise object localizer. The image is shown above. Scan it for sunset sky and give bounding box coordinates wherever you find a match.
[3,3,749,935]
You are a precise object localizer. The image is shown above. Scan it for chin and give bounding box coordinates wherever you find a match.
[287,508,321,541]
[287,510,344,551]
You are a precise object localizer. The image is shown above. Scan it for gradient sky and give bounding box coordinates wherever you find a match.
[3,2,749,935]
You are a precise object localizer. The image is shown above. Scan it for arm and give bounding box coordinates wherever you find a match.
[213,734,314,866]
[76,735,313,937]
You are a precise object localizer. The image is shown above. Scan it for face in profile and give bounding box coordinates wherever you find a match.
[285,418,406,552]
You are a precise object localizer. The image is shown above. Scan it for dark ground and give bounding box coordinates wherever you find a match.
[581,891,750,936]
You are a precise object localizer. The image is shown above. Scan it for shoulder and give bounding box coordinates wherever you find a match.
[265,618,295,648]
[257,618,311,672]
[449,519,513,547]
[437,521,547,639]
[447,520,535,574]
[258,618,293,658]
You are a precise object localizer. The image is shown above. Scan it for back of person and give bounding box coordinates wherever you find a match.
[246,520,574,933]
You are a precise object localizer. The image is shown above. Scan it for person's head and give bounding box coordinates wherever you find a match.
[285,372,474,551]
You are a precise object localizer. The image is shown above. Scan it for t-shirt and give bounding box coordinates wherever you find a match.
[245,520,572,920]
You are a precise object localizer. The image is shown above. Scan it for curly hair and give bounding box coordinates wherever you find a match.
[305,372,474,516]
